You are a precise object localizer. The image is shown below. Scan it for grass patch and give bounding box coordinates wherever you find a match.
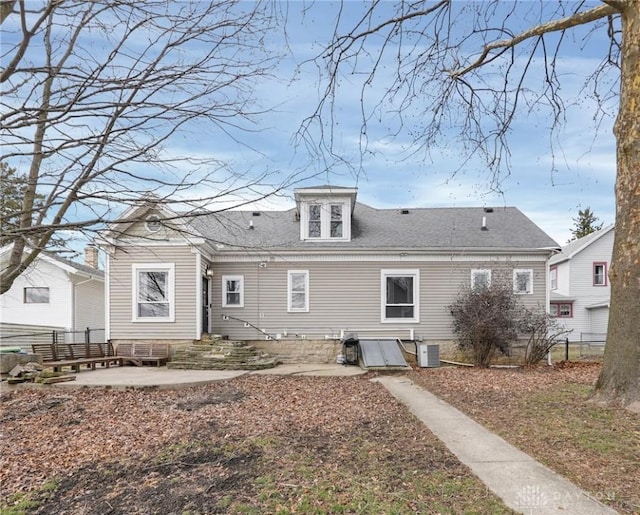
[410,364,640,514]
[0,479,59,515]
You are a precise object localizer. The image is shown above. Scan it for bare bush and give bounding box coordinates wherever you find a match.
[519,309,571,366]
[449,282,525,368]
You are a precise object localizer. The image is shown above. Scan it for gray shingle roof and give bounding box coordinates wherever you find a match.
[189,203,558,252]
[43,251,104,278]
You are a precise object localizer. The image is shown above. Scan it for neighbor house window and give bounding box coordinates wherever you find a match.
[381,269,419,323]
[302,202,349,240]
[550,266,558,290]
[288,270,309,312]
[222,275,244,307]
[471,269,491,291]
[593,262,607,286]
[513,269,533,294]
[24,287,49,304]
[550,302,573,318]
[132,263,175,322]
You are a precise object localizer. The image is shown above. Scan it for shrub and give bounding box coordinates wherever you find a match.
[449,282,525,367]
[519,308,571,366]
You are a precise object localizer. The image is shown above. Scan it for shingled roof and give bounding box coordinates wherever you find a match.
[189,202,558,252]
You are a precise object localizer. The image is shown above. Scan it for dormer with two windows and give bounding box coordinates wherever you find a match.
[295,186,357,242]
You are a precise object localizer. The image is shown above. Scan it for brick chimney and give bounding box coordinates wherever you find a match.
[84,244,99,269]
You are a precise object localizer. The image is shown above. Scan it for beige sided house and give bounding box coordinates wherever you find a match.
[97,186,559,360]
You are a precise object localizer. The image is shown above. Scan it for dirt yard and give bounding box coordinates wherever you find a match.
[1,363,638,514]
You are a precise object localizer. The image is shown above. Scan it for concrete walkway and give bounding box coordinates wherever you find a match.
[374,375,618,515]
[41,363,365,389]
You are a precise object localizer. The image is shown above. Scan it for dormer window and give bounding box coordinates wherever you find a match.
[330,205,343,237]
[309,204,321,237]
[302,201,349,240]
[294,186,356,242]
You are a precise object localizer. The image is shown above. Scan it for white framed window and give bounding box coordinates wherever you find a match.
[302,201,349,240]
[288,270,309,312]
[145,215,161,233]
[513,269,533,295]
[132,263,175,322]
[222,275,244,307]
[593,262,607,286]
[24,287,49,304]
[308,204,321,238]
[550,266,558,290]
[381,269,419,323]
[330,204,343,238]
[471,269,491,291]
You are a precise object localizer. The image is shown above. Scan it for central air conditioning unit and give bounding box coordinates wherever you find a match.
[418,344,440,368]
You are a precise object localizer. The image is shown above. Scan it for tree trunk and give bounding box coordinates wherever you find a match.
[594,2,640,410]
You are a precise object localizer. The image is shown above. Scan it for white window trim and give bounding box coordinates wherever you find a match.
[24,287,50,304]
[513,269,533,295]
[287,270,309,312]
[471,269,491,291]
[301,201,351,241]
[381,269,420,323]
[145,215,161,233]
[222,275,244,308]
[593,262,607,286]
[550,266,558,291]
[132,263,175,322]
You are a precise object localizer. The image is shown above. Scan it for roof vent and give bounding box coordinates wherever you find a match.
[484,207,494,213]
[252,212,261,216]
[249,220,254,230]
[481,216,488,231]
[400,209,410,215]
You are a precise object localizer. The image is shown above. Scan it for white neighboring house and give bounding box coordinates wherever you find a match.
[0,245,105,343]
[549,225,614,342]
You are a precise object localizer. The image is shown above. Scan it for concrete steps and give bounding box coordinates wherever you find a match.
[168,337,278,371]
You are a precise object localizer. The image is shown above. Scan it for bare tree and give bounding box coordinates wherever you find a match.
[306,1,638,408]
[0,0,292,293]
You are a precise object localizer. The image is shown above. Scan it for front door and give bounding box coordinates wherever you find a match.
[202,276,210,334]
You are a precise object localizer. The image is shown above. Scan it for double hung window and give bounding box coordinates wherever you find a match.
[593,262,607,286]
[288,270,309,312]
[132,264,175,322]
[222,276,244,307]
[550,266,558,290]
[304,202,348,240]
[381,269,419,323]
[471,269,491,292]
[513,269,533,294]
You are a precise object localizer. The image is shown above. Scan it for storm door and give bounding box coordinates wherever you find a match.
[202,276,210,334]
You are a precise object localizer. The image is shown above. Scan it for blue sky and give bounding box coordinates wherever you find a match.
[3,1,617,249]
[187,1,617,246]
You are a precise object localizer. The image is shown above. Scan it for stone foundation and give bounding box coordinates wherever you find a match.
[110,338,458,365]
[247,339,343,364]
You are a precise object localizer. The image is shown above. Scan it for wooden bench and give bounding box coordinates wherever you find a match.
[115,343,169,367]
[31,343,123,372]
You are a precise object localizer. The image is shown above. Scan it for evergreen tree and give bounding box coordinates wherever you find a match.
[569,207,604,242]
[0,163,44,246]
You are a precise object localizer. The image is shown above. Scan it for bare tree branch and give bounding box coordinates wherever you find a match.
[0,0,293,293]
[449,3,620,78]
